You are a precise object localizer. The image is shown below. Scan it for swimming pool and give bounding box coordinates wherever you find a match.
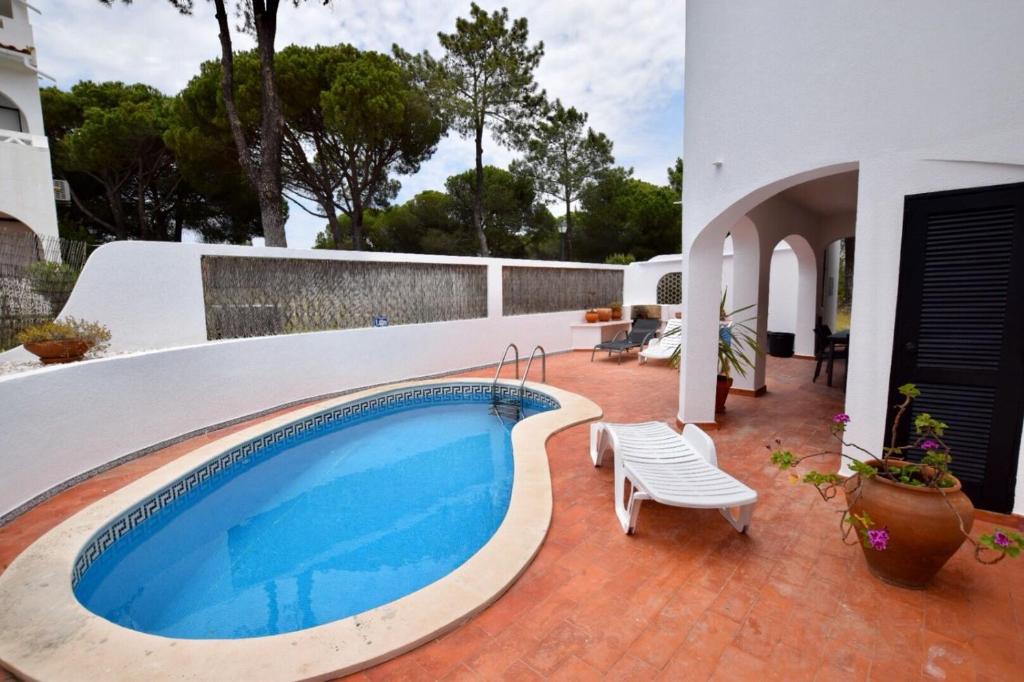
[73,390,553,639]
[0,379,600,680]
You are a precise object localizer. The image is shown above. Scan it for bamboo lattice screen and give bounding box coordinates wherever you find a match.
[201,256,488,340]
[502,266,624,316]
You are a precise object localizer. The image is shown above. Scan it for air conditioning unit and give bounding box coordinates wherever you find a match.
[53,178,70,203]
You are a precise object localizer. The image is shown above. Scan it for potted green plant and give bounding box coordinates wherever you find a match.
[16,317,111,365]
[610,300,623,320]
[770,383,1022,588]
[717,291,759,413]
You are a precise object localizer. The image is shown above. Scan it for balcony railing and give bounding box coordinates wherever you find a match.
[0,129,47,148]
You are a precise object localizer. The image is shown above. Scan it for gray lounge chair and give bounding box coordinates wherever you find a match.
[591,318,661,363]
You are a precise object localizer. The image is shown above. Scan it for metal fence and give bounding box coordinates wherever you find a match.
[502,266,624,316]
[0,233,88,350]
[201,255,489,340]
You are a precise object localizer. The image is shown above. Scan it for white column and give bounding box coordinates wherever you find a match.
[790,237,821,357]
[729,220,769,393]
[678,237,723,425]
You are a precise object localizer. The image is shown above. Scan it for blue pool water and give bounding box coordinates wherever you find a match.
[74,400,536,639]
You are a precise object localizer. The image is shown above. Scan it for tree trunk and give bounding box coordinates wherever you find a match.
[350,192,365,251]
[326,210,344,249]
[564,191,573,261]
[213,0,287,248]
[473,121,489,256]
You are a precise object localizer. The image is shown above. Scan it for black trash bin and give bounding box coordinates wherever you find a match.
[767,331,795,358]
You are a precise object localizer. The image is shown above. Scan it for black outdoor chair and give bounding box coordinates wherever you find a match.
[812,324,848,383]
[591,318,661,364]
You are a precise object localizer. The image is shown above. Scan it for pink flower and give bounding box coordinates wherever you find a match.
[833,413,851,424]
[921,439,940,450]
[994,531,1011,548]
[867,528,889,551]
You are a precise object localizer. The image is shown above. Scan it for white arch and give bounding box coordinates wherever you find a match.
[679,162,859,424]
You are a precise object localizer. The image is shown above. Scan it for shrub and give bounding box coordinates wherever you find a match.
[604,253,635,265]
[26,260,80,313]
[15,317,111,356]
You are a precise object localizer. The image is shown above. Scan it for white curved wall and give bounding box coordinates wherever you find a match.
[0,308,588,521]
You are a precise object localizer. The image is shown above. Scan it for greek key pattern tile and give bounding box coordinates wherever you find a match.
[71,382,559,587]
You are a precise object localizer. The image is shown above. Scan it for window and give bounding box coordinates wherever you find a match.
[0,105,22,132]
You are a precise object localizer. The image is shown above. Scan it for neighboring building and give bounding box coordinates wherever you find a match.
[0,0,59,251]
[679,1,1024,513]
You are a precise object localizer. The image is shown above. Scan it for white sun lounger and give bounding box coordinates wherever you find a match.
[639,318,682,365]
[589,421,757,534]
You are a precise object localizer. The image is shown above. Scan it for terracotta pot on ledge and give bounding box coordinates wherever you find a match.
[596,307,612,322]
[585,310,600,323]
[23,339,92,365]
[611,307,623,320]
[844,460,974,589]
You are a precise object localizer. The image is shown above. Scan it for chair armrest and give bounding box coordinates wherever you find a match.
[641,331,657,347]
[610,330,628,342]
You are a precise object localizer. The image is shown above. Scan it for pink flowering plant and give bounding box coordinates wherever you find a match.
[769,383,1023,563]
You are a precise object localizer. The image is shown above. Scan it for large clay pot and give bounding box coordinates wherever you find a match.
[715,375,733,413]
[23,339,92,364]
[611,307,623,320]
[585,310,600,323]
[845,460,974,589]
[596,307,612,322]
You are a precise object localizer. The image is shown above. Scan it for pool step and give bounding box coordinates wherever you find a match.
[490,400,522,422]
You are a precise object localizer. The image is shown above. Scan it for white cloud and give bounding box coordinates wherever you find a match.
[35,0,685,247]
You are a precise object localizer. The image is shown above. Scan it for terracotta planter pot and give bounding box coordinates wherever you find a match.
[24,339,92,364]
[844,460,974,589]
[715,375,733,413]
[611,307,623,320]
[596,308,612,322]
[585,311,600,323]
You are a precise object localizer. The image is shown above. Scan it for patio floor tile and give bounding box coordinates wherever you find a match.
[3,352,1024,680]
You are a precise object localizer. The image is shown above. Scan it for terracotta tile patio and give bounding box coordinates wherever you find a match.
[2,353,1023,681]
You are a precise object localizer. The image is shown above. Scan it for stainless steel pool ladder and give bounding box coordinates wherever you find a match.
[491,344,521,422]
[519,346,547,404]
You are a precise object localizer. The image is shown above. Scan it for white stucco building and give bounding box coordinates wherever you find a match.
[0,0,58,245]
[679,0,1024,513]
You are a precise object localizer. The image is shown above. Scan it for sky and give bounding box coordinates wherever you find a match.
[33,1,685,247]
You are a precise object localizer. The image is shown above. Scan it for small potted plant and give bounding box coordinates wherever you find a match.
[610,301,623,320]
[770,383,1022,588]
[16,317,111,365]
[585,309,599,323]
[717,291,759,413]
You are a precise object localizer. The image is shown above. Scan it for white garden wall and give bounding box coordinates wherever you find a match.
[0,242,634,520]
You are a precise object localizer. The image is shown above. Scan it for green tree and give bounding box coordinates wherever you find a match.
[445,166,557,258]
[511,100,614,260]
[575,168,682,262]
[101,1,332,247]
[44,81,258,243]
[178,45,445,251]
[668,157,684,197]
[396,2,546,256]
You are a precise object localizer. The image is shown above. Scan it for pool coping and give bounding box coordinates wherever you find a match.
[0,378,602,682]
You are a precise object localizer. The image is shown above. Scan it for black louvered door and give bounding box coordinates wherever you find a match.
[888,182,1024,512]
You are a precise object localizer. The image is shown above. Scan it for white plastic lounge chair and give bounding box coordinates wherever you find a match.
[639,318,682,365]
[589,421,757,534]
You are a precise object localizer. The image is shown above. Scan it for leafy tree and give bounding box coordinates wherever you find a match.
[100,0,332,247]
[396,2,545,256]
[668,157,684,196]
[178,45,445,251]
[446,166,555,258]
[575,168,682,262]
[44,81,258,243]
[511,100,614,259]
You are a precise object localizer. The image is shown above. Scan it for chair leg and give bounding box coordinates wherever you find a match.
[589,422,608,467]
[590,347,597,362]
[614,457,644,534]
[813,358,822,382]
[719,503,756,533]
